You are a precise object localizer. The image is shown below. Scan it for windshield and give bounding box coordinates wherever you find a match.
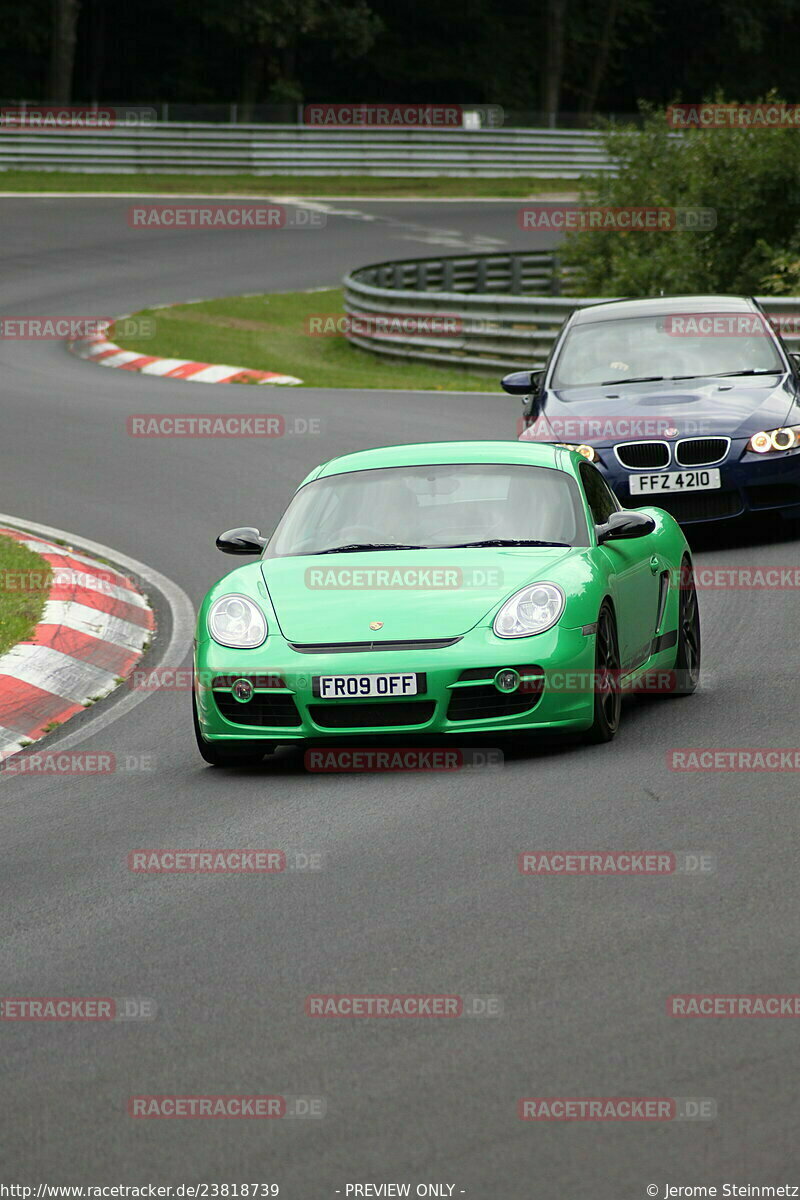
[551,313,785,390]
[266,463,588,556]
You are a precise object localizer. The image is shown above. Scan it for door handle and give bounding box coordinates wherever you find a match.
[649,556,660,574]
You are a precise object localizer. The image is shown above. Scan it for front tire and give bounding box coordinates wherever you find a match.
[584,602,622,743]
[192,691,270,767]
[671,557,701,696]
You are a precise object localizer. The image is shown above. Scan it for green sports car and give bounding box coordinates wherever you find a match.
[193,440,700,766]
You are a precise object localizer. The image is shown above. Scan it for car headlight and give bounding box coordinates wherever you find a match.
[493,582,565,638]
[555,443,599,462]
[208,594,267,648]
[747,425,800,454]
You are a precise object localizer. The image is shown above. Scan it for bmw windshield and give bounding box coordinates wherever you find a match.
[550,313,785,390]
[266,463,588,556]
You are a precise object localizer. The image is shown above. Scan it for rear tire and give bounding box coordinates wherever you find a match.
[671,557,701,696]
[584,602,622,744]
[193,691,270,767]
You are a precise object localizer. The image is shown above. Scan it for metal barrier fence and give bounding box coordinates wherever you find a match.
[342,251,800,371]
[0,124,615,178]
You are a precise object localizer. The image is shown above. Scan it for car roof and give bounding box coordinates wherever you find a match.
[570,294,758,325]
[310,440,570,480]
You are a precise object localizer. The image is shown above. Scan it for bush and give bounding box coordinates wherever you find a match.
[558,100,800,298]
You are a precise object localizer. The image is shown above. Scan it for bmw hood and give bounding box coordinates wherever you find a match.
[261,547,574,642]
[524,375,799,445]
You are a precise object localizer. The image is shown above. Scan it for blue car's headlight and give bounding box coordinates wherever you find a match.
[748,425,800,453]
[208,594,267,648]
[493,583,565,638]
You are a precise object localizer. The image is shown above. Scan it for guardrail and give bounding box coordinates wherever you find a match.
[342,251,800,371]
[0,124,615,178]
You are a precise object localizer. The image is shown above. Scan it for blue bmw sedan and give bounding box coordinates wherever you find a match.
[506,295,800,524]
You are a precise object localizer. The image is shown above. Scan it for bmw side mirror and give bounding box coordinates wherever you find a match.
[216,526,268,554]
[596,510,656,544]
[501,370,538,396]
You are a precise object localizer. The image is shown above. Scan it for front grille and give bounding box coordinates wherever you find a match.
[308,701,436,729]
[632,490,742,522]
[447,686,541,721]
[214,692,302,727]
[675,437,730,466]
[615,441,670,469]
[745,483,800,508]
[289,638,461,654]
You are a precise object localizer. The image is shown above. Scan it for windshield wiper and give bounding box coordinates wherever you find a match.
[599,375,665,385]
[312,542,426,554]
[438,538,570,549]
[703,368,783,378]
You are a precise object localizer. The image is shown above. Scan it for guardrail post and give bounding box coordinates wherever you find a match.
[475,258,487,292]
[550,255,562,296]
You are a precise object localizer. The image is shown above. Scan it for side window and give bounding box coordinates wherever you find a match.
[579,462,619,525]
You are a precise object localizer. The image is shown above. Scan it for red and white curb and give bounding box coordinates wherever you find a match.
[0,527,154,762]
[68,321,302,386]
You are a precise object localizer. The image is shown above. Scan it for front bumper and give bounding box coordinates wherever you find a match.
[194,622,600,743]
[595,440,800,523]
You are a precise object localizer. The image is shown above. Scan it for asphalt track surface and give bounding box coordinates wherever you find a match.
[1,198,799,1195]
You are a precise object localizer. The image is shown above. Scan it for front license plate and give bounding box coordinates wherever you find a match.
[629,469,721,495]
[314,672,420,699]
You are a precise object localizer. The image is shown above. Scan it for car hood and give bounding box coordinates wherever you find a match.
[262,547,575,642]
[526,375,799,444]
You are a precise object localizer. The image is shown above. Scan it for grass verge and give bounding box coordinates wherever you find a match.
[0,170,578,198]
[112,288,500,392]
[0,533,51,657]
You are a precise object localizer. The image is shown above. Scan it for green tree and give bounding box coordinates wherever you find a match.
[202,0,382,114]
[559,99,800,296]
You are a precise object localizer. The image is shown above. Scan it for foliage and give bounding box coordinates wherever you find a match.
[558,99,800,297]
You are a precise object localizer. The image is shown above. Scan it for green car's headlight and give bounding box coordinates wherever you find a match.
[493,582,565,639]
[747,425,800,454]
[208,594,267,648]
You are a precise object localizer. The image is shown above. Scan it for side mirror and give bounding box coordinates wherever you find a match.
[791,352,800,370]
[216,526,268,555]
[596,510,656,543]
[501,370,538,396]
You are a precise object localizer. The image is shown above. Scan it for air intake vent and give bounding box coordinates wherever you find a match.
[614,442,670,469]
[674,437,730,466]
